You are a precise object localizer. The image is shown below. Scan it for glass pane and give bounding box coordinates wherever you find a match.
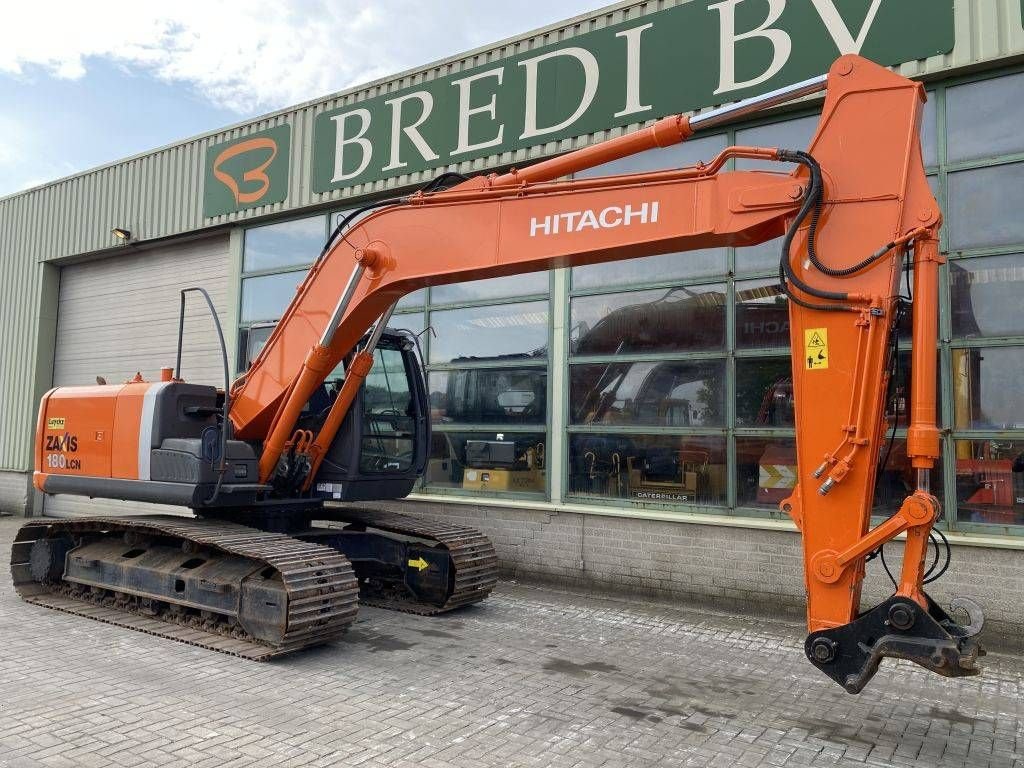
[736,358,794,427]
[397,288,427,310]
[921,91,937,168]
[735,115,820,171]
[429,301,549,364]
[425,431,547,495]
[431,273,548,304]
[954,439,1024,526]
[331,207,374,231]
[893,266,914,340]
[238,323,276,371]
[873,439,943,518]
[947,73,1024,164]
[572,249,727,291]
[570,359,725,427]
[240,271,304,323]
[735,279,790,349]
[950,254,1024,338]
[733,352,940,431]
[429,368,547,425]
[947,162,1024,251]
[243,216,325,273]
[575,132,729,178]
[389,312,424,337]
[570,285,726,355]
[952,347,1024,430]
[736,437,796,509]
[737,236,783,274]
[360,348,415,474]
[567,433,727,505]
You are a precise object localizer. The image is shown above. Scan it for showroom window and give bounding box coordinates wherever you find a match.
[941,69,1024,533]
[567,127,797,515]
[235,67,1024,533]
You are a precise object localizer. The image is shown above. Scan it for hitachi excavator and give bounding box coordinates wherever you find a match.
[12,55,985,694]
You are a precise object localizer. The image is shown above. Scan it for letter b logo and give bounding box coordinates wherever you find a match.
[203,125,291,217]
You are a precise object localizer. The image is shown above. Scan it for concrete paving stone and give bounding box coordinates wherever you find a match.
[0,518,1021,767]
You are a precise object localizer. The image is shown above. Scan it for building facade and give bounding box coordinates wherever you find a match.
[2,0,1024,642]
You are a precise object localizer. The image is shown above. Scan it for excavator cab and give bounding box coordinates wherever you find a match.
[309,329,430,502]
[245,323,430,502]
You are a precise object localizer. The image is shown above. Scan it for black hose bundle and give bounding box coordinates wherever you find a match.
[776,149,901,312]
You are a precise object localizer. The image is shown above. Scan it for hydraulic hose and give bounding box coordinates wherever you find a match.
[775,150,851,311]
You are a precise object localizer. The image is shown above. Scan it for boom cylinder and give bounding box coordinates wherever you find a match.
[688,74,828,131]
[488,72,829,188]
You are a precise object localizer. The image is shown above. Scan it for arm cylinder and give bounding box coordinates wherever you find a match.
[906,233,942,474]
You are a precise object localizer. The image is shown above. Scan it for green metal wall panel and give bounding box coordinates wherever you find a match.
[0,0,1021,471]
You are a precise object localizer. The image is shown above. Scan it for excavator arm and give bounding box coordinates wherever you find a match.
[228,55,983,692]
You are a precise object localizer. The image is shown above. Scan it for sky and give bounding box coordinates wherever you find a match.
[0,0,603,198]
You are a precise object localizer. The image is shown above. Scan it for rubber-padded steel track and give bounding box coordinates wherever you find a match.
[320,507,499,614]
[11,516,359,660]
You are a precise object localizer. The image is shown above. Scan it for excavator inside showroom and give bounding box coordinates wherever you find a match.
[13,55,984,693]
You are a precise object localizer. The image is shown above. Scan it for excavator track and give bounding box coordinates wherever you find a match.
[10,516,359,660]
[312,507,499,615]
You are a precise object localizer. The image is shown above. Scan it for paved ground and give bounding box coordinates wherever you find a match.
[0,518,1021,768]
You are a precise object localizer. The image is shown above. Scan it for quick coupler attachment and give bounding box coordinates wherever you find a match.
[805,594,985,694]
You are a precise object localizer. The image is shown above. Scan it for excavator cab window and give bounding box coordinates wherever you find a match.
[359,347,417,474]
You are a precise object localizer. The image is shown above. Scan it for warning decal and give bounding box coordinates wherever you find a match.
[804,328,829,370]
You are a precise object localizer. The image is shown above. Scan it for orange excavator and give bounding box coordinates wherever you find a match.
[13,55,984,693]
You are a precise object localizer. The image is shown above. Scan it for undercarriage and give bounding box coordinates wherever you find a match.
[11,507,498,659]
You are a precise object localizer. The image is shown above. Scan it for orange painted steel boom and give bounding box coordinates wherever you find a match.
[229,55,983,692]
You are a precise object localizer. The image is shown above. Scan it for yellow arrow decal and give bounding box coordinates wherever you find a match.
[408,557,429,572]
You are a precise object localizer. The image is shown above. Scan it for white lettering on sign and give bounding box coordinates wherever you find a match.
[451,67,506,156]
[382,91,438,171]
[613,23,654,118]
[310,0,940,192]
[711,0,791,95]
[712,0,885,95]
[519,47,600,140]
[330,108,373,183]
[529,201,659,237]
[811,0,883,54]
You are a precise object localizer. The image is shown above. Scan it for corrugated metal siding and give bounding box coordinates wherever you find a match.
[0,0,1020,472]
[0,197,48,471]
[43,234,230,517]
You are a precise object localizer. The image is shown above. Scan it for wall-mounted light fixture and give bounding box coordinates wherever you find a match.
[111,227,132,242]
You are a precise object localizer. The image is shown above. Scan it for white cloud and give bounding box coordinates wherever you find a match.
[0,0,599,114]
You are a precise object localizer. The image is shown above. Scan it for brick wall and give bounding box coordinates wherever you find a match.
[374,498,1024,651]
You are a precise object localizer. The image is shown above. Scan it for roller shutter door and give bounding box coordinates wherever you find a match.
[44,235,231,517]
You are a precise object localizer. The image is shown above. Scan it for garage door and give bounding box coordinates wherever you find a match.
[44,234,231,517]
